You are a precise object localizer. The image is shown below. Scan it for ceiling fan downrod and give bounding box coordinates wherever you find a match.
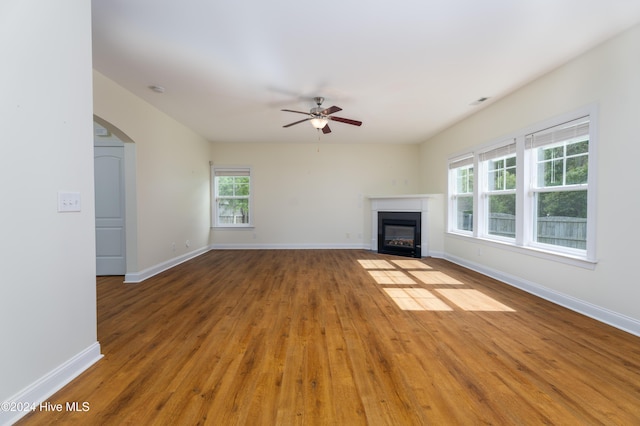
[311,97,325,115]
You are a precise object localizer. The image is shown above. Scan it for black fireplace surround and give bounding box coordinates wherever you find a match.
[377,211,421,258]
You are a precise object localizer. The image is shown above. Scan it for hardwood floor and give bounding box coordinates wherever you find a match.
[17,250,640,425]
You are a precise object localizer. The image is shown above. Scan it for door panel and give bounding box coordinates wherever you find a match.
[95,146,125,275]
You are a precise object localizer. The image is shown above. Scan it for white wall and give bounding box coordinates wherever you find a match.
[419,23,640,329]
[0,0,100,419]
[210,142,422,248]
[93,72,212,278]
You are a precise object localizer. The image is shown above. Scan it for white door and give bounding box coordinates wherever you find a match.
[95,146,126,275]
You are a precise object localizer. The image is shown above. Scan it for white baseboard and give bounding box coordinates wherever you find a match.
[209,243,371,250]
[124,246,209,283]
[444,253,640,337]
[1,342,102,426]
[424,250,446,259]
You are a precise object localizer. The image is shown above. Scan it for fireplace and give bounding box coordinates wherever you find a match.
[378,211,421,258]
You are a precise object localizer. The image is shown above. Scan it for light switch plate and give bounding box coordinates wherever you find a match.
[58,191,81,212]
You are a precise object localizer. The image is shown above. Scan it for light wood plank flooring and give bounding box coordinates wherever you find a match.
[18,250,640,425]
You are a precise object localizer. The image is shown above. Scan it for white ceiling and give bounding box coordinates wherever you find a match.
[92,0,640,145]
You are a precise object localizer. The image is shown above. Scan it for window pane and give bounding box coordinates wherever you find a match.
[217,176,235,196]
[566,156,588,184]
[505,166,516,190]
[536,140,588,188]
[456,171,465,192]
[488,194,515,238]
[538,159,564,187]
[451,163,474,233]
[489,159,504,171]
[566,140,588,156]
[457,167,473,194]
[234,177,250,196]
[456,196,473,231]
[217,198,249,224]
[487,156,516,191]
[539,146,563,161]
[488,169,503,191]
[535,191,587,249]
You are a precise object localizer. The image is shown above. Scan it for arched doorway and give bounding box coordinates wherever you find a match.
[93,115,137,277]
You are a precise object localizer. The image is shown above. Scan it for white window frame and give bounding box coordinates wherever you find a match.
[211,165,253,228]
[446,105,597,267]
[478,140,517,242]
[448,155,474,235]
[524,116,592,258]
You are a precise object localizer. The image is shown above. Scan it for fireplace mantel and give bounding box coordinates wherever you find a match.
[369,195,438,257]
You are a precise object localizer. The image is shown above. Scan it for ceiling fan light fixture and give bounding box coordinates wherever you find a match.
[309,117,328,129]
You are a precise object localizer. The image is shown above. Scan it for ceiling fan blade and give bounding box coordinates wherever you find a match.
[322,124,331,134]
[281,109,311,115]
[329,116,363,126]
[320,105,342,115]
[283,117,311,128]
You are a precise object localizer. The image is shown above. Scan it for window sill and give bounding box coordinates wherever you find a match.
[212,225,255,229]
[446,231,597,270]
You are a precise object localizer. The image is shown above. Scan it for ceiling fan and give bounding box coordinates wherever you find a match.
[282,97,362,134]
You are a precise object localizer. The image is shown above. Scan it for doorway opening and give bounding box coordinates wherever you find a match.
[93,115,137,277]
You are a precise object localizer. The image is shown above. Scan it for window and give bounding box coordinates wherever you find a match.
[480,141,516,240]
[449,156,474,233]
[212,167,252,227]
[527,117,589,251]
[447,109,596,264]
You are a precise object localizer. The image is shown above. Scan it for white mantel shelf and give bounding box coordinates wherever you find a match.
[369,194,441,257]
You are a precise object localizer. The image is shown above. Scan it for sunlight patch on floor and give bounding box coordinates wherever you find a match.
[358,258,516,312]
[390,260,432,269]
[368,270,416,285]
[435,289,515,311]
[409,270,464,285]
[384,288,453,311]
[358,259,395,269]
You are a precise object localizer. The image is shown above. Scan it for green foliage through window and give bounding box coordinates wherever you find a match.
[537,139,588,187]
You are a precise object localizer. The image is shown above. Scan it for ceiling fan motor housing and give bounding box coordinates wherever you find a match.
[311,97,325,115]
